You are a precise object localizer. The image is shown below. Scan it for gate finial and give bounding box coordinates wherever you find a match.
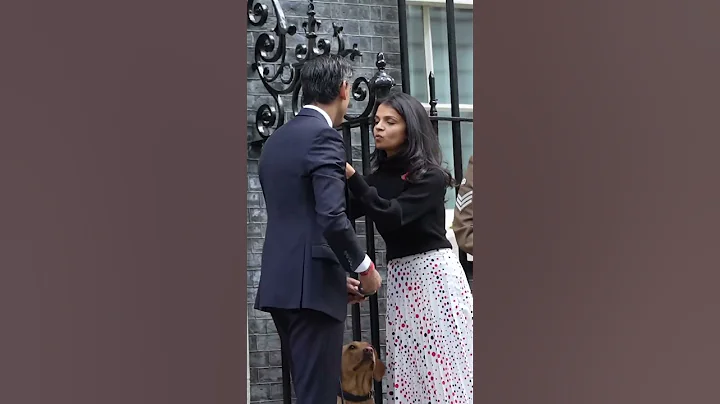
[370,53,395,101]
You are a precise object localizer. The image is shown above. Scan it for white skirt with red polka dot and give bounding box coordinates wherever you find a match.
[384,248,473,403]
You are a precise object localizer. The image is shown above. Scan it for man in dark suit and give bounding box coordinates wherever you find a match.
[255,55,383,404]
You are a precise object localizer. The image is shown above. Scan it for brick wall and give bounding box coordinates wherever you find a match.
[247,0,401,402]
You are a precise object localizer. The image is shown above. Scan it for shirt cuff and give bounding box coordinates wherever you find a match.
[354,254,373,274]
[347,172,371,198]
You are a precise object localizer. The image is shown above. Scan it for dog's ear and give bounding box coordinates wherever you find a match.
[372,348,386,382]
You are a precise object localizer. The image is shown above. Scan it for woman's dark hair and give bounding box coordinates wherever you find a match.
[370,91,454,187]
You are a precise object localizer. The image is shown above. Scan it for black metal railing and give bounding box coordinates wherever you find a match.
[248,0,471,401]
[340,55,395,403]
[428,72,473,276]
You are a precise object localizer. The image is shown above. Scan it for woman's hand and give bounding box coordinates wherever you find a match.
[345,162,356,179]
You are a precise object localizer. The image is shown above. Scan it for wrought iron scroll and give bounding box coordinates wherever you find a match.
[248,0,395,145]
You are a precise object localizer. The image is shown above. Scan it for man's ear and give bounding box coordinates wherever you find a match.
[339,81,350,100]
[372,348,386,382]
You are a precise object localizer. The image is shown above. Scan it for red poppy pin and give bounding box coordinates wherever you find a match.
[401,172,409,180]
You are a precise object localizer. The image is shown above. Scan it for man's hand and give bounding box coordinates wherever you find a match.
[347,277,366,305]
[345,162,356,179]
[358,263,382,295]
[348,293,366,304]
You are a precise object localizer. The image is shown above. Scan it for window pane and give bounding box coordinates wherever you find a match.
[407,6,428,102]
[429,8,473,105]
[437,110,473,209]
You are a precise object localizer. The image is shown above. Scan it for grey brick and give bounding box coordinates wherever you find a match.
[268,350,283,367]
[248,175,262,192]
[257,334,282,351]
[247,287,258,303]
[258,367,284,383]
[248,238,264,252]
[383,37,400,53]
[372,21,398,37]
[248,318,267,335]
[381,6,398,22]
[247,252,263,267]
[357,20,373,36]
[311,2,334,18]
[249,208,268,223]
[333,5,371,20]
[248,79,268,94]
[348,36,372,53]
[247,223,266,238]
[248,270,262,287]
[251,384,272,401]
[338,20,360,35]
[248,192,264,207]
[383,52,401,68]
[283,0,309,16]
[249,352,270,368]
[359,0,395,5]
[248,159,259,173]
[269,384,288,400]
[371,37,383,53]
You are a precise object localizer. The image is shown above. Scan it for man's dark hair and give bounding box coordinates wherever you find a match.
[300,55,354,105]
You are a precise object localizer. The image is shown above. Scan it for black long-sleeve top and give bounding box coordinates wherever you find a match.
[347,156,452,261]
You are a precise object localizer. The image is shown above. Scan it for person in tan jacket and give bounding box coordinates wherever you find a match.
[452,155,473,255]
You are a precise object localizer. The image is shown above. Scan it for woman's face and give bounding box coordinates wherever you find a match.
[373,103,407,156]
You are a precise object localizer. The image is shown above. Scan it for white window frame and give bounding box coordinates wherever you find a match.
[406,0,474,114]
[406,0,474,9]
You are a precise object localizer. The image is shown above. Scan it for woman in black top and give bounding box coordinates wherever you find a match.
[345,92,473,403]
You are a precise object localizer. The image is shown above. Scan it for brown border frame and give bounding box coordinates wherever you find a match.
[473,0,720,402]
[1,1,248,403]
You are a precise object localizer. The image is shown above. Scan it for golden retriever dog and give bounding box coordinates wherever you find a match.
[337,341,386,404]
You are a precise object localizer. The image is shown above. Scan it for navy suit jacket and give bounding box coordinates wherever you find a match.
[255,108,367,322]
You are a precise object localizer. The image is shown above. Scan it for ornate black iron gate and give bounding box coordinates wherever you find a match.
[248,0,471,402]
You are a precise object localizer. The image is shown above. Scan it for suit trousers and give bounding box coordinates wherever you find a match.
[270,308,345,404]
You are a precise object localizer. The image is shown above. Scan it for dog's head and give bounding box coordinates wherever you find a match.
[340,341,386,386]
